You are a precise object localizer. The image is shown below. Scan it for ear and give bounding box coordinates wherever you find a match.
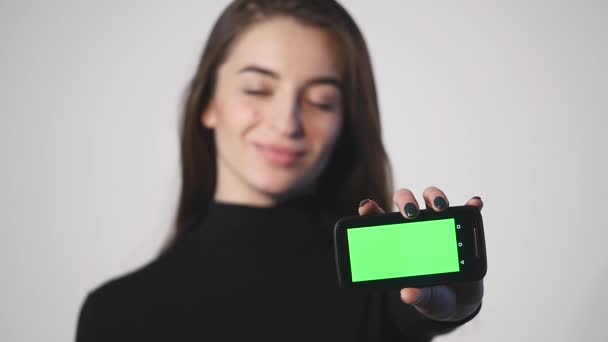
[201,106,217,129]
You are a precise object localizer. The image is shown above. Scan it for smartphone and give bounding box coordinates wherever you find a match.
[333,205,487,289]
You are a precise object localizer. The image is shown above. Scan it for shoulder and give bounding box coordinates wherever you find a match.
[75,232,200,341]
[75,258,165,341]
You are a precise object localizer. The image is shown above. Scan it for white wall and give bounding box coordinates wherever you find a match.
[1,1,606,341]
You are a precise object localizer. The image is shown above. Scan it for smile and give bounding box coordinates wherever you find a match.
[254,143,306,167]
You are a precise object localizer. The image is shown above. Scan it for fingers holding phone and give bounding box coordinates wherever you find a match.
[393,188,421,219]
[422,186,450,212]
[358,186,463,219]
[465,195,484,211]
[357,198,385,216]
[350,186,486,322]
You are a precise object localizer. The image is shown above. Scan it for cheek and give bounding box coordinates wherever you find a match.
[215,101,258,136]
[211,101,260,165]
[308,114,343,150]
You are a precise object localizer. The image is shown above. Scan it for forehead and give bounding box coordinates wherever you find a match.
[221,16,343,79]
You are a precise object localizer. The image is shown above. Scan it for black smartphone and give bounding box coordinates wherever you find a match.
[333,205,487,289]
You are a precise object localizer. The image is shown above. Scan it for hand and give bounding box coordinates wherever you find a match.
[358,186,484,322]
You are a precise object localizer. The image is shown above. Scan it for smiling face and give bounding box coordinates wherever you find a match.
[201,16,345,206]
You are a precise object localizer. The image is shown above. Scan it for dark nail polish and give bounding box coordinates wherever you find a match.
[404,202,419,218]
[359,199,370,207]
[472,196,482,200]
[434,196,447,210]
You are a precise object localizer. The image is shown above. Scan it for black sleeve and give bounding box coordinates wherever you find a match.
[384,289,482,340]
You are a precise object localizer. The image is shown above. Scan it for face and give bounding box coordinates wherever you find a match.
[202,16,344,205]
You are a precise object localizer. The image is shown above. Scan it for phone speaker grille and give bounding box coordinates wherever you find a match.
[473,228,480,257]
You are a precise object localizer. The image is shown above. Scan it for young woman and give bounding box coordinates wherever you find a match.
[76,1,484,341]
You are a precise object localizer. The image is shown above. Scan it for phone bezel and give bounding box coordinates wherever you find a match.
[333,205,487,289]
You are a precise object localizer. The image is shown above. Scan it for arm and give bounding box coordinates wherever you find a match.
[384,287,482,339]
[357,189,486,338]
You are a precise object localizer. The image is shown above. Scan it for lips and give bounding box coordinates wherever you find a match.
[254,143,306,167]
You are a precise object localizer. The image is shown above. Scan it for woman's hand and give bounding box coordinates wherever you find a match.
[358,186,484,322]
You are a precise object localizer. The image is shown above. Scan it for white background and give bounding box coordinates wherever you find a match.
[1,0,607,341]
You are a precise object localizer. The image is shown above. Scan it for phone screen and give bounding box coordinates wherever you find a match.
[346,218,461,282]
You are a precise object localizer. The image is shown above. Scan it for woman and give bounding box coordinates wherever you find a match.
[76,0,484,341]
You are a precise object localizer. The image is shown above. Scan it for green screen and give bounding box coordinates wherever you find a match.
[346,218,460,282]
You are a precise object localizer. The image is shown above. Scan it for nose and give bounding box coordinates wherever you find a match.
[268,91,304,139]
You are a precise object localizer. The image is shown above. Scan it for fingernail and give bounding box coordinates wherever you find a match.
[404,202,419,218]
[434,196,447,210]
[472,196,482,201]
[359,199,370,207]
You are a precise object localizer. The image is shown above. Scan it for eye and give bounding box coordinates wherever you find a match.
[306,96,340,112]
[304,86,341,113]
[311,102,336,112]
[243,89,272,97]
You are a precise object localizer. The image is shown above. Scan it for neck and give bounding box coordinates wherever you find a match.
[213,185,317,208]
[213,159,317,208]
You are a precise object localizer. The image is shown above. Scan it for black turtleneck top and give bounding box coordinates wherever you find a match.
[76,195,479,341]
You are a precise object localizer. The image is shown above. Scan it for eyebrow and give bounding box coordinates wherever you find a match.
[237,64,343,90]
[238,65,280,79]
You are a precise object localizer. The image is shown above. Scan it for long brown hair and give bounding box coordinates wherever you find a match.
[163,0,393,252]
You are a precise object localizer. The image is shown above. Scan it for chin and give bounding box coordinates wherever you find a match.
[250,172,305,197]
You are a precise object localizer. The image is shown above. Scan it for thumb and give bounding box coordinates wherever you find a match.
[400,286,457,321]
[358,199,385,216]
